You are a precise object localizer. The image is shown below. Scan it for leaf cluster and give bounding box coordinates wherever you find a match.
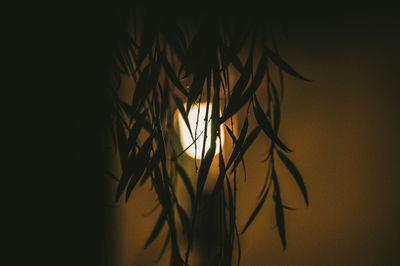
[105,7,311,266]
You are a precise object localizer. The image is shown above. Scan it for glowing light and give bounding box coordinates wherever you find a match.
[175,103,224,159]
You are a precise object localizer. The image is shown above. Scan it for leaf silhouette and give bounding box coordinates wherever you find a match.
[172,126,206,159]
[270,81,281,130]
[221,44,244,72]
[226,118,248,169]
[160,22,186,63]
[257,165,271,199]
[155,231,170,262]
[196,143,216,201]
[173,94,194,141]
[253,95,291,152]
[126,110,147,154]
[177,204,191,237]
[230,126,261,173]
[131,64,151,110]
[264,45,312,82]
[137,22,156,67]
[105,170,119,182]
[139,148,160,186]
[117,120,128,166]
[160,79,171,122]
[224,125,237,143]
[125,135,153,201]
[241,51,268,101]
[210,148,226,200]
[144,210,167,248]
[277,149,309,206]
[175,162,195,206]
[108,13,311,264]
[186,74,206,114]
[272,168,286,250]
[160,52,188,97]
[220,55,252,123]
[241,177,271,234]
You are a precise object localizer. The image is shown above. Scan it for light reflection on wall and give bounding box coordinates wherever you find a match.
[174,103,224,159]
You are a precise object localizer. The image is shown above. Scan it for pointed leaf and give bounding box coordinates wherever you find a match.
[241,51,268,100]
[253,95,291,152]
[139,148,161,186]
[210,148,226,200]
[131,64,151,110]
[155,231,170,262]
[175,163,195,206]
[125,135,153,201]
[173,94,194,141]
[186,74,206,114]
[127,110,147,153]
[241,178,271,234]
[226,118,248,169]
[160,23,186,62]
[117,120,128,166]
[258,165,272,199]
[230,126,261,173]
[264,45,312,82]
[277,149,308,206]
[105,170,119,182]
[160,52,188,96]
[144,210,167,249]
[224,125,237,143]
[220,54,252,123]
[272,169,286,250]
[196,144,216,201]
[177,204,191,237]
[270,81,281,130]
[137,22,156,67]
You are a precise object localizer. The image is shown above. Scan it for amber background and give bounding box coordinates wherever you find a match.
[105,12,400,266]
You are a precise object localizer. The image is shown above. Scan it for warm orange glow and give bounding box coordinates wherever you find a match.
[175,103,224,159]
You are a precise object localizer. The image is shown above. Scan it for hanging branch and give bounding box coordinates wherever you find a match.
[105,7,311,266]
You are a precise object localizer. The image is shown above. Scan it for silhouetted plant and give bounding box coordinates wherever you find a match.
[106,5,310,265]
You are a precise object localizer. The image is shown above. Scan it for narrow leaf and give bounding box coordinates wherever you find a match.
[160,52,188,96]
[186,74,206,114]
[137,22,156,66]
[224,125,237,143]
[125,135,153,201]
[264,45,312,82]
[176,163,195,206]
[105,170,119,182]
[253,95,291,152]
[155,231,170,262]
[126,110,147,153]
[177,204,191,237]
[230,126,261,173]
[117,120,128,165]
[196,144,216,201]
[210,147,226,200]
[277,149,308,206]
[173,94,194,141]
[131,64,151,111]
[272,169,286,250]
[241,178,272,234]
[220,55,252,123]
[144,210,167,249]
[139,148,160,186]
[241,51,268,100]
[226,118,248,169]
[270,81,281,130]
